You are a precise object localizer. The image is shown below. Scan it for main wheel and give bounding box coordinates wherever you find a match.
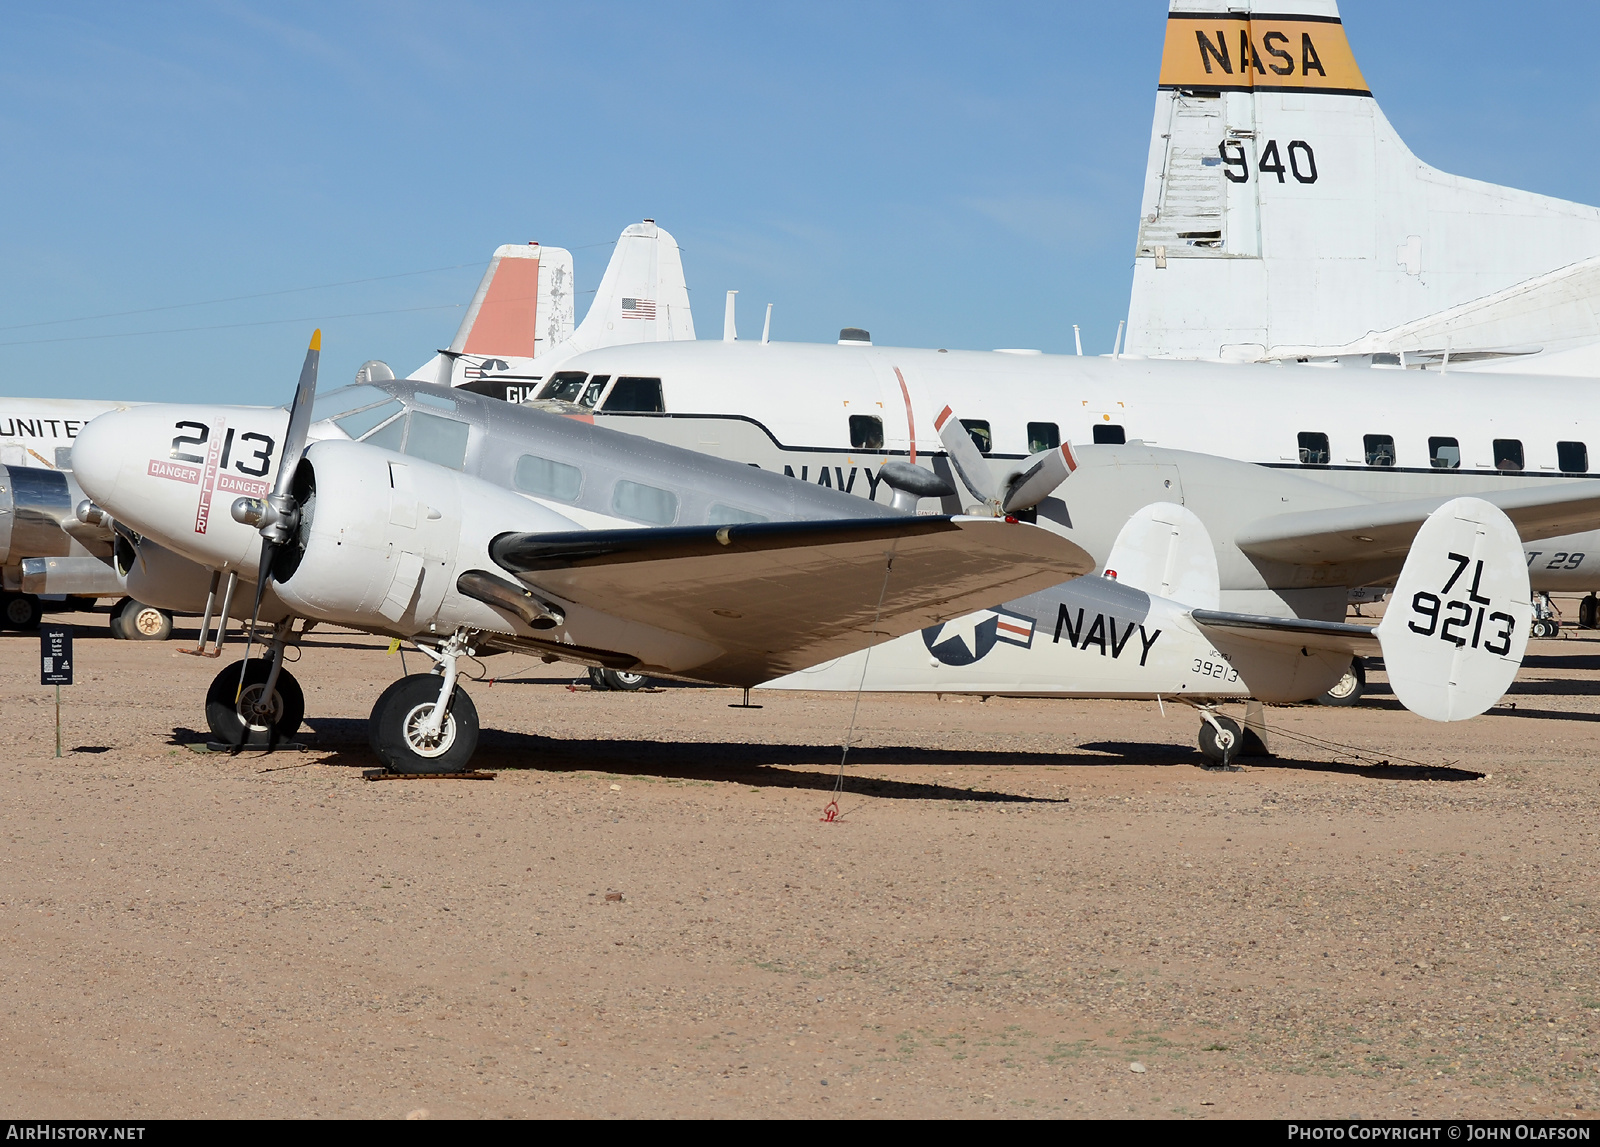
[587,666,612,691]
[1579,594,1599,631]
[600,668,648,691]
[368,673,480,774]
[117,597,173,641]
[1317,657,1366,707]
[204,659,305,747]
[1,593,42,631]
[1198,715,1243,771]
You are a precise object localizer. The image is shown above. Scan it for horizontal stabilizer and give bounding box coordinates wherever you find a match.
[490,516,1095,686]
[1191,609,1378,657]
[1237,483,1600,567]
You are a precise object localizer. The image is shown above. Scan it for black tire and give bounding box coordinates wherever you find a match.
[600,668,648,691]
[368,673,480,774]
[1,593,42,631]
[1317,657,1366,707]
[1198,715,1243,771]
[118,598,173,641]
[1580,595,1599,631]
[204,659,305,747]
[588,666,612,691]
[108,597,129,640]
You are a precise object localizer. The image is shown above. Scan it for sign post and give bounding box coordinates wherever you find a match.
[40,625,72,759]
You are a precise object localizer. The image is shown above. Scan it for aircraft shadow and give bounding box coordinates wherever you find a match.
[1074,740,1481,782]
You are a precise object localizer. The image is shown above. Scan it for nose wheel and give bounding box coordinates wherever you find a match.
[204,658,305,747]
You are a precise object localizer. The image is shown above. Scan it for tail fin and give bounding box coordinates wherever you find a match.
[410,242,576,395]
[1104,501,1221,610]
[1375,497,1531,721]
[1126,1,1600,361]
[548,219,696,362]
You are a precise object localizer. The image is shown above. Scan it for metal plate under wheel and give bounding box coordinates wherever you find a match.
[201,741,309,753]
[362,768,495,781]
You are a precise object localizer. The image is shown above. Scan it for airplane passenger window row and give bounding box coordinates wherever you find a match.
[1297,431,1589,474]
[533,374,664,413]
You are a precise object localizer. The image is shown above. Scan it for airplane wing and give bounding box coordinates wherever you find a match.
[1190,610,1380,657]
[489,516,1094,685]
[1235,483,1600,566]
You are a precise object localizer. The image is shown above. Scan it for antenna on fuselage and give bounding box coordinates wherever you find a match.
[762,303,772,345]
[1074,325,1083,356]
[724,290,738,342]
[1113,320,1125,361]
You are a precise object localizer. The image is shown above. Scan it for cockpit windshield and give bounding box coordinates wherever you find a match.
[311,384,390,424]
[539,372,588,402]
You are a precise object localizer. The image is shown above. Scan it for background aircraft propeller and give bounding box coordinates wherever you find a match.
[933,404,1076,516]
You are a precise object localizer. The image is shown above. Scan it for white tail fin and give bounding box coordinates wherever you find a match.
[1126,1,1600,361]
[548,220,695,363]
[1375,497,1531,721]
[409,242,575,394]
[1104,501,1221,610]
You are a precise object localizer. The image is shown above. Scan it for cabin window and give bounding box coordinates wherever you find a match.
[1364,434,1396,467]
[513,454,582,502]
[335,399,403,439]
[1297,432,1329,465]
[363,416,405,452]
[404,412,471,470]
[708,503,768,525]
[602,377,665,413]
[1494,439,1524,471]
[959,419,992,454]
[613,479,678,525]
[1428,437,1461,470]
[579,376,609,409]
[1027,422,1060,453]
[539,371,588,402]
[849,415,884,451]
[1559,441,1589,474]
[1093,424,1125,445]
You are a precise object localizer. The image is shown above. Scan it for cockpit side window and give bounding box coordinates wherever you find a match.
[404,412,470,470]
[579,375,610,409]
[539,372,589,402]
[311,384,389,424]
[602,377,665,413]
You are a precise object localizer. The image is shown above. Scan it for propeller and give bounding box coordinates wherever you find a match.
[933,404,1077,516]
[230,329,322,707]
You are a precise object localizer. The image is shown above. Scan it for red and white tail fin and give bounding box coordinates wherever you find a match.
[1126,0,1600,363]
[410,242,575,396]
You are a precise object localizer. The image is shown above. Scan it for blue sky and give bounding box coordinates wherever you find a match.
[2,1,1597,404]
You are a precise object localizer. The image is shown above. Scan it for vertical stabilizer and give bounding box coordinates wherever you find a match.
[409,242,575,397]
[552,220,696,362]
[1126,1,1600,360]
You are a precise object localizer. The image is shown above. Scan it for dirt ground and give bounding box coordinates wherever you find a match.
[3,606,1599,1119]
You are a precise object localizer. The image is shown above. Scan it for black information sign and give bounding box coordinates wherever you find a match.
[40,625,73,686]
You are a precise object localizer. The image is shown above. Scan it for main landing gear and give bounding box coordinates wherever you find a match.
[1317,657,1366,707]
[588,666,649,691]
[204,618,305,747]
[1195,702,1271,771]
[369,629,481,774]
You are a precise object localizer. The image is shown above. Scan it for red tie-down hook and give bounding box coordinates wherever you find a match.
[820,799,841,823]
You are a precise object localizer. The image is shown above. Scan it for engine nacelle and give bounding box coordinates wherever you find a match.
[121,537,219,614]
[0,463,113,567]
[269,439,582,635]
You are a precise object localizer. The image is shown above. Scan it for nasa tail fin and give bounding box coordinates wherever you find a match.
[1375,497,1531,721]
[1126,0,1600,361]
[1104,502,1221,611]
[410,242,576,394]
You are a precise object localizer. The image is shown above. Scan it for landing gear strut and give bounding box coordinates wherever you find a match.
[204,619,305,747]
[1531,592,1560,639]
[369,630,481,774]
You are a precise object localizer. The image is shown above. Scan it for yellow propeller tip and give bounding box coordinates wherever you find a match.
[309,328,322,352]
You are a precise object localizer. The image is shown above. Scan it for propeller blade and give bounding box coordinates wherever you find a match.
[272,329,321,505]
[1002,443,1078,515]
[933,405,998,510]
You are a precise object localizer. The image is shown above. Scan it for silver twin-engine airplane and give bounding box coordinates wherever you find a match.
[72,333,1532,771]
[69,332,1099,774]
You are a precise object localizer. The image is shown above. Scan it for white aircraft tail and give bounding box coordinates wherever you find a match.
[1104,501,1221,610]
[551,219,696,362]
[1126,1,1600,361]
[1375,497,1531,722]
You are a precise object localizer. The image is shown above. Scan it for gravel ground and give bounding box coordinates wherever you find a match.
[3,609,1598,1119]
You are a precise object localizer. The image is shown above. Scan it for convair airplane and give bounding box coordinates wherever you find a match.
[1127,0,1600,375]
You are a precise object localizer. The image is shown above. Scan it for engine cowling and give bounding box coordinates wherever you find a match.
[268,438,582,635]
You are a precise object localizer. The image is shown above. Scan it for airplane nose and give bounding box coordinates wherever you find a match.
[72,408,135,507]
